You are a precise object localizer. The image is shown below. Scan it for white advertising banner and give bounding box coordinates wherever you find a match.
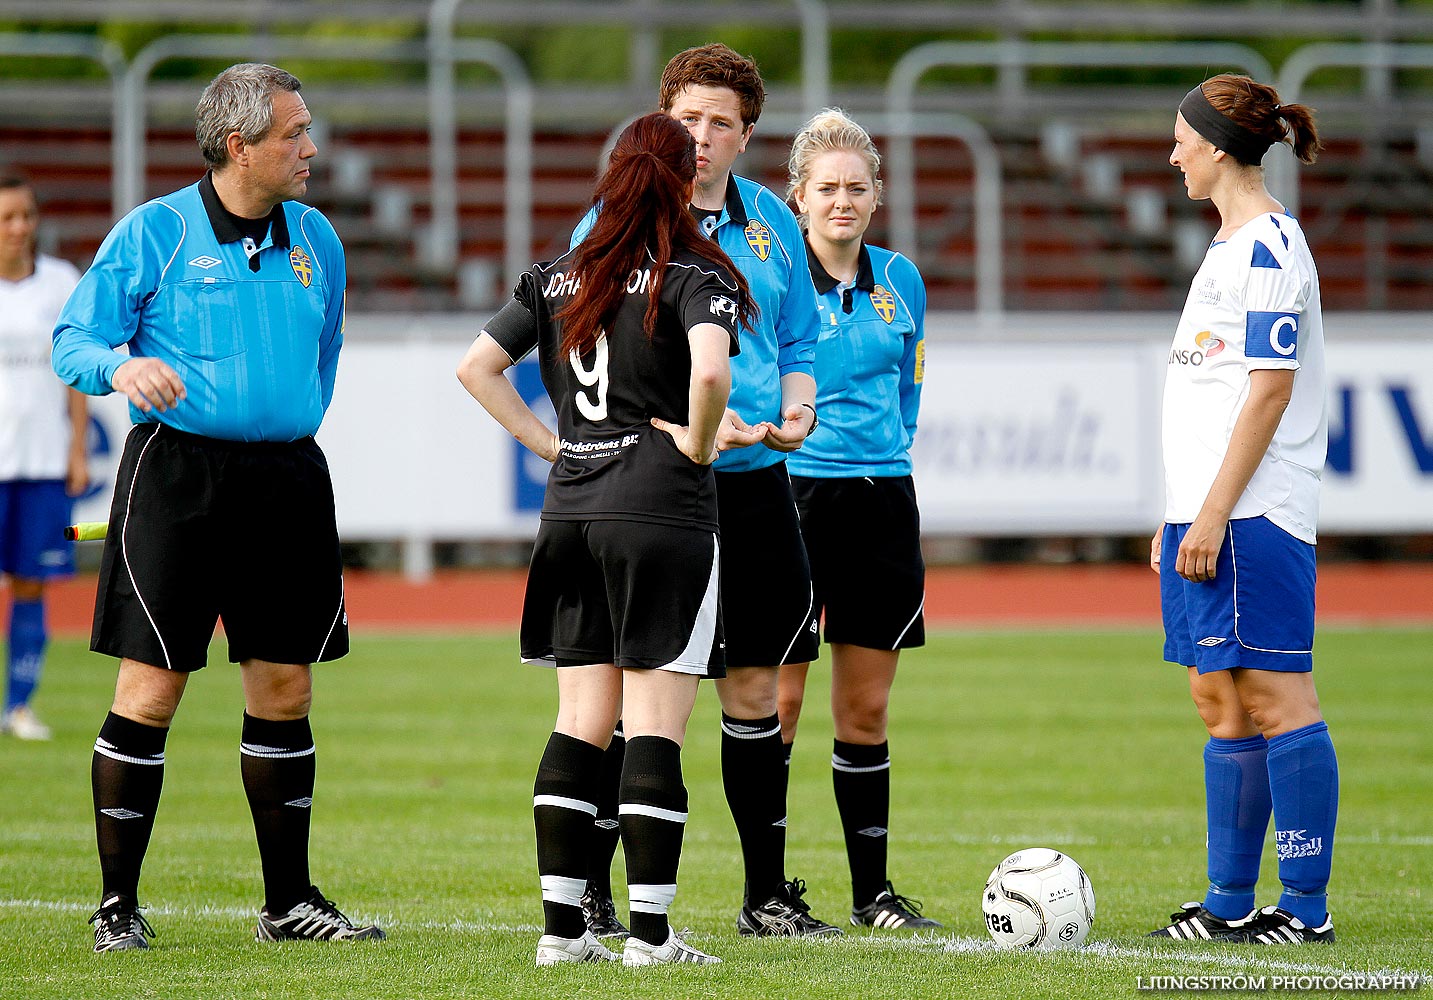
[910,344,1162,532]
[68,330,1433,539]
[1321,343,1433,532]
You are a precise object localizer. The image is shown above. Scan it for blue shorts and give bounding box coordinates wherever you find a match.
[1161,515,1315,674]
[0,480,75,580]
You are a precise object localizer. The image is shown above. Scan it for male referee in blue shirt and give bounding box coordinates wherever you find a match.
[52,63,382,952]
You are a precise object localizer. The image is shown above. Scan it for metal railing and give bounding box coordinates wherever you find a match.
[117,33,534,291]
[3,19,1430,314]
[0,32,126,209]
[884,40,1276,315]
[1274,42,1433,217]
[422,0,829,277]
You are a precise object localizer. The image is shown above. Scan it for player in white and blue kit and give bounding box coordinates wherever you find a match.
[0,174,86,742]
[1150,74,1338,946]
[778,110,940,931]
[53,63,380,952]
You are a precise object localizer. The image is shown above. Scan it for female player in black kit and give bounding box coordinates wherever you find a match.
[457,112,754,968]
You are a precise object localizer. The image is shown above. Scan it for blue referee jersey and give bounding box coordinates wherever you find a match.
[571,172,819,473]
[52,174,345,442]
[786,241,926,478]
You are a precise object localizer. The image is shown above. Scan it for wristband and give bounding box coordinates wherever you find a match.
[799,402,818,436]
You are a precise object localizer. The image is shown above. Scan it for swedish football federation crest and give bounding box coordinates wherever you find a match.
[744,220,771,262]
[289,245,313,288]
[871,284,896,323]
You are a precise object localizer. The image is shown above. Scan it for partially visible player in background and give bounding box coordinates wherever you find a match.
[52,63,382,952]
[0,173,86,742]
[570,42,838,941]
[459,112,750,967]
[1150,74,1337,946]
[777,110,939,931]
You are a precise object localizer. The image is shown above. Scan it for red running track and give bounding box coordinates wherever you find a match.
[20,564,1433,635]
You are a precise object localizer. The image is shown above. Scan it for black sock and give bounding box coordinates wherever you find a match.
[240,714,316,914]
[92,712,168,902]
[720,713,787,905]
[620,735,687,946]
[534,731,603,938]
[586,723,625,899]
[833,739,891,909]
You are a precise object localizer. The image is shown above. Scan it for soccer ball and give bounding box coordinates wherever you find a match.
[982,848,1095,949]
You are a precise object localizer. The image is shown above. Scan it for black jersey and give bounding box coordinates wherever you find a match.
[485,247,742,530]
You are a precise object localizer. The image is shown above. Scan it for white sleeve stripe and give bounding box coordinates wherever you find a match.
[297,208,326,276]
[665,257,740,291]
[154,201,187,285]
[749,188,795,267]
[880,254,917,325]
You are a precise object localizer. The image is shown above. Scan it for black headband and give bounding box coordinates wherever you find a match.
[1178,84,1272,166]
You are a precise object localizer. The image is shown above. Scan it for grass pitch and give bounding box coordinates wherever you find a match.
[3,629,1430,998]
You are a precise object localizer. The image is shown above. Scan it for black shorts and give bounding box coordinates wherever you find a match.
[791,474,925,651]
[91,424,349,672]
[521,517,725,677]
[715,463,819,668]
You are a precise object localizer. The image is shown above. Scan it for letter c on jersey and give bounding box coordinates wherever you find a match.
[1269,316,1297,356]
[1245,311,1300,361]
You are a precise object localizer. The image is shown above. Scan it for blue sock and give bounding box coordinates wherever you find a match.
[1267,721,1338,927]
[5,598,46,712]
[1202,734,1270,920]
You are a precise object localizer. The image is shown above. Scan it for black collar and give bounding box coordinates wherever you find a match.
[199,171,290,249]
[805,239,874,296]
[720,172,748,227]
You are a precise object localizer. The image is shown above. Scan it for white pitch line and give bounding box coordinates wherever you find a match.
[7,898,1427,981]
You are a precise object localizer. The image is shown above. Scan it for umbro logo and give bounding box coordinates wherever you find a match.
[188,255,222,270]
[857,826,888,838]
[594,818,619,831]
[284,797,314,809]
[772,817,788,828]
[100,808,144,820]
[1196,636,1229,647]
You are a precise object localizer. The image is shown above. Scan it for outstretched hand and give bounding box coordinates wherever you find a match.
[759,402,815,453]
[715,408,769,453]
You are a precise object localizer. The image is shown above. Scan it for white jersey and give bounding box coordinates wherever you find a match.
[1162,212,1327,543]
[0,254,81,481]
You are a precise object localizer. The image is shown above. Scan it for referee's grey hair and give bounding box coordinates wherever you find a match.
[195,63,303,168]
[786,108,883,229]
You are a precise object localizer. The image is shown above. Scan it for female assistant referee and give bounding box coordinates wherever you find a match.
[776,109,940,930]
[1149,74,1338,947]
[457,112,754,967]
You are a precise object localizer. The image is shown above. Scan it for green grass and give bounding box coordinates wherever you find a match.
[4,629,1430,998]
